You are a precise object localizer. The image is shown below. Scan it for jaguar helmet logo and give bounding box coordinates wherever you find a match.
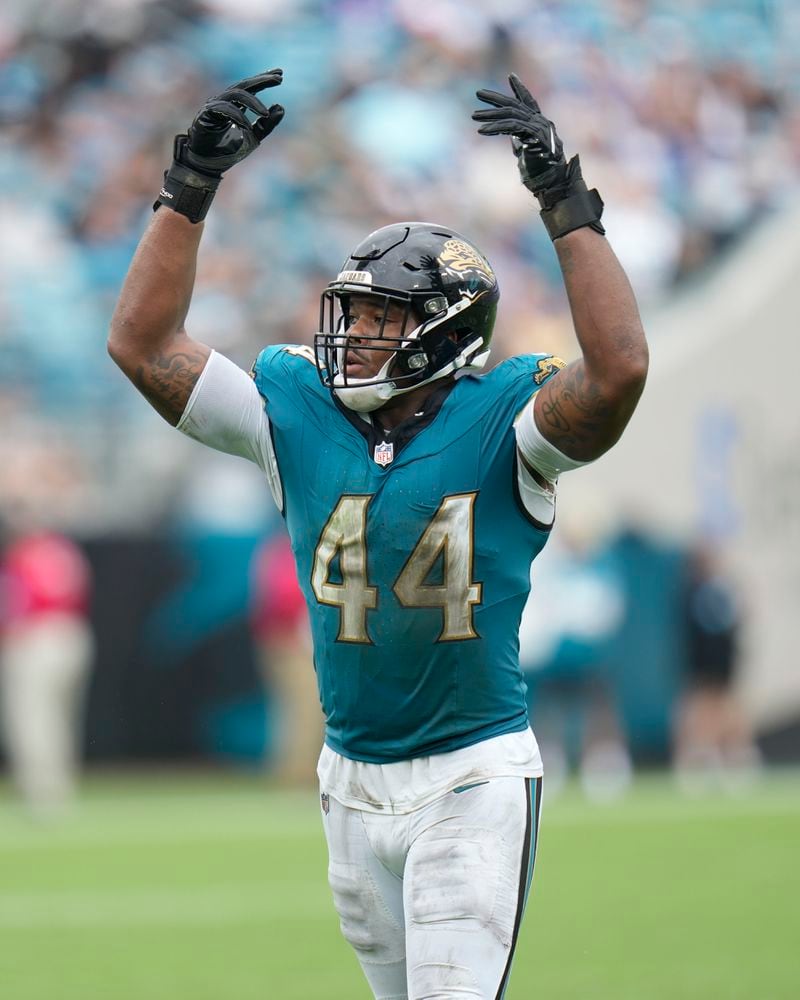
[438,239,495,282]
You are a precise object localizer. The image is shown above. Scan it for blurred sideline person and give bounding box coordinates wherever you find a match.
[250,534,321,785]
[519,528,631,803]
[0,520,93,817]
[109,70,648,999]
[674,543,759,792]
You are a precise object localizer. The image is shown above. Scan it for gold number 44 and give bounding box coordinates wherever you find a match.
[311,493,482,644]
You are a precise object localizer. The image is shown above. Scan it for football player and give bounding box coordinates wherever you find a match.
[109,69,648,999]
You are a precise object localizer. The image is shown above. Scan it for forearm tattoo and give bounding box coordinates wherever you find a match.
[133,345,207,425]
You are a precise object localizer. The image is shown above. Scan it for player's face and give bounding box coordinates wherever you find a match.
[343,296,411,379]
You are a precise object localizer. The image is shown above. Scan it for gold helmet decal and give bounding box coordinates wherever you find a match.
[438,239,495,282]
[533,355,566,385]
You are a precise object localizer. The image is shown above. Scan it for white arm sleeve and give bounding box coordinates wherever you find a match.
[514,397,591,480]
[177,350,283,511]
[512,396,591,526]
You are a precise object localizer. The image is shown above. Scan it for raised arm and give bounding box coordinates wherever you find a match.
[473,74,648,462]
[535,226,647,460]
[109,211,210,425]
[108,70,285,425]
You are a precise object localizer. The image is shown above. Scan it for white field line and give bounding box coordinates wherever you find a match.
[0,883,330,929]
[0,815,321,851]
[542,795,800,828]
[0,784,798,852]
[0,797,797,929]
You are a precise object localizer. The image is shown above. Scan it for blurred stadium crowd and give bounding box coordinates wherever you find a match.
[3,0,791,797]
[1,0,799,528]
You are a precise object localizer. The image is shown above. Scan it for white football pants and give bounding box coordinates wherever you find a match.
[321,775,542,1000]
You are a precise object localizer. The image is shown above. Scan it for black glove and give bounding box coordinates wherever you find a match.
[155,69,285,223]
[472,73,605,241]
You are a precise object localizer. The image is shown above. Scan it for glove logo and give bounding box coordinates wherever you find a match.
[533,356,566,384]
[438,239,495,282]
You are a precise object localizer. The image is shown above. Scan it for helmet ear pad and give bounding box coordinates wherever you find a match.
[408,319,483,377]
[417,292,499,372]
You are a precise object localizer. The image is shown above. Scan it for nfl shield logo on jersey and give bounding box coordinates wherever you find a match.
[321,792,330,815]
[373,441,394,466]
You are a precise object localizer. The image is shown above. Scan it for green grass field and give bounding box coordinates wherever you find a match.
[1,770,798,999]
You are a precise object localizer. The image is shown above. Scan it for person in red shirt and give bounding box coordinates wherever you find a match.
[0,524,93,816]
[251,534,321,785]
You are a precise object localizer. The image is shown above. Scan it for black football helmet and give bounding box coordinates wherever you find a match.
[315,222,499,412]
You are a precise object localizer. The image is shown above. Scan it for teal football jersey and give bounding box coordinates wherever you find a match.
[252,346,562,763]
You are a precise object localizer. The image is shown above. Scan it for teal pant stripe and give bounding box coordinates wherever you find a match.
[522,776,542,912]
[495,776,539,1000]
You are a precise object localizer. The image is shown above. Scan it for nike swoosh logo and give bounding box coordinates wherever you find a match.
[452,780,491,794]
